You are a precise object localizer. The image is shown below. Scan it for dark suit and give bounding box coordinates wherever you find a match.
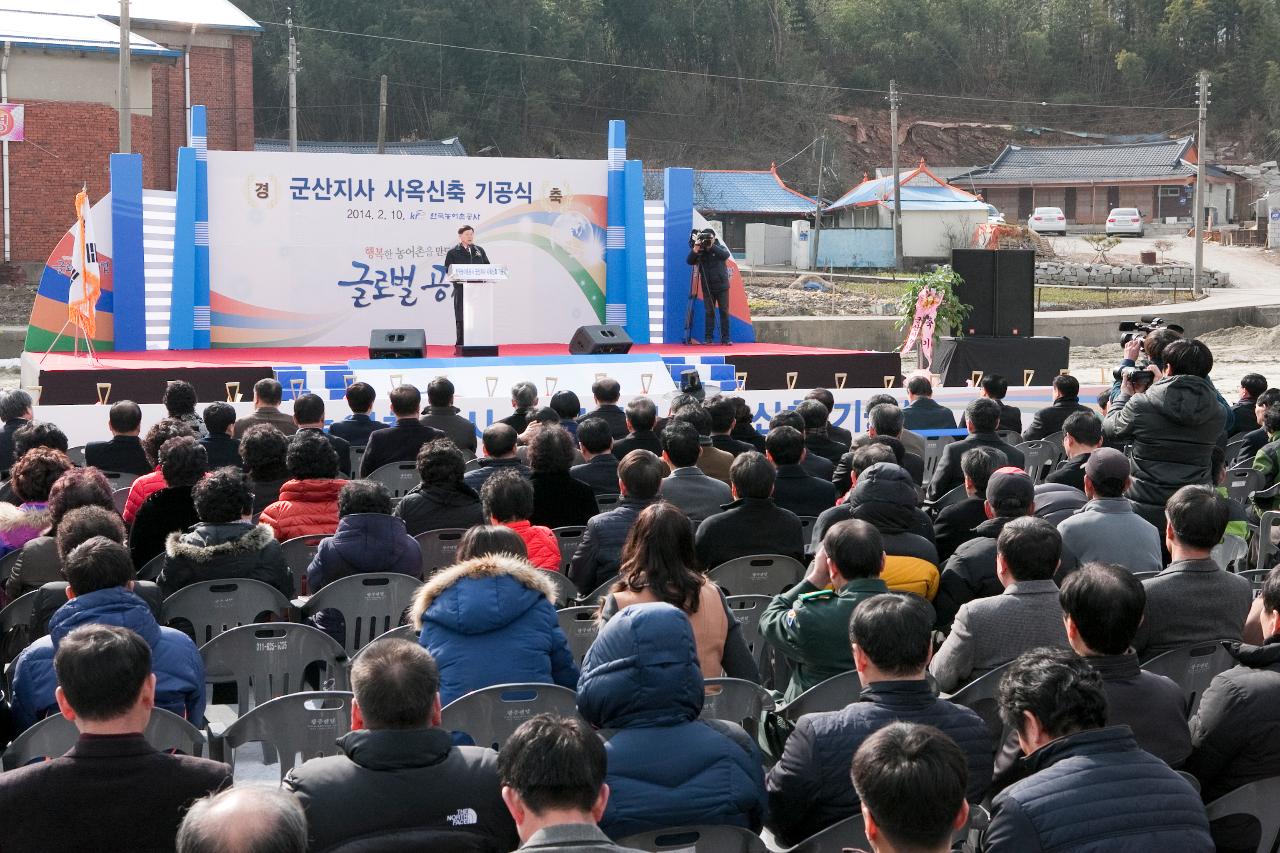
[462,457,530,493]
[0,733,229,852]
[1022,397,1091,441]
[299,426,352,477]
[996,401,1023,433]
[0,417,28,474]
[927,433,1025,501]
[695,497,805,568]
[828,423,853,451]
[570,453,620,496]
[711,434,755,457]
[578,404,628,440]
[730,422,767,453]
[613,429,663,460]
[805,431,847,467]
[358,418,443,478]
[772,464,837,518]
[833,446,924,494]
[933,496,989,563]
[199,434,243,470]
[420,406,477,456]
[659,467,733,524]
[233,407,298,440]
[1229,399,1258,438]
[1045,453,1090,491]
[444,241,490,346]
[330,413,388,448]
[801,451,834,482]
[903,398,958,431]
[84,435,151,475]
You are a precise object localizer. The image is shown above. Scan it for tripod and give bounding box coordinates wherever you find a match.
[682,265,703,345]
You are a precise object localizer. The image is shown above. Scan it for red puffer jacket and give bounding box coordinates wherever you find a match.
[259,478,345,542]
[504,520,562,572]
[122,468,166,525]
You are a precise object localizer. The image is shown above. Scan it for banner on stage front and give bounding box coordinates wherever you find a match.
[205,152,608,348]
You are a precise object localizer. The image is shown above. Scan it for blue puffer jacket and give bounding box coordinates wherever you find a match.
[411,553,578,707]
[10,586,206,731]
[983,725,1213,851]
[577,602,767,840]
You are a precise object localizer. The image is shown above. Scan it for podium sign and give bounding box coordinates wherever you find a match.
[450,265,510,356]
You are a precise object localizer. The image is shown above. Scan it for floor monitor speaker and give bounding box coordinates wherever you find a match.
[369,329,426,359]
[569,324,633,355]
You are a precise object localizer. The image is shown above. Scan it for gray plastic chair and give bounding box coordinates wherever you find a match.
[0,587,38,665]
[929,483,968,514]
[701,677,775,742]
[349,624,418,665]
[2,708,206,769]
[797,516,818,555]
[136,551,167,582]
[787,813,871,853]
[725,594,783,687]
[348,445,366,476]
[1014,439,1056,484]
[552,526,586,573]
[556,606,599,665]
[1225,435,1248,464]
[579,574,619,605]
[1257,511,1280,572]
[99,470,139,492]
[946,661,1015,745]
[301,572,422,655]
[1205,775,1280,853]
[921,435,952,483]
[1212,534,1249,573]
[708,555,806,597]
[619,825,767,852]
[1040,431,1066,459]
[594,493,622,514]
[111,486,130,514]
[1227,466,1266,508]
[280,534,328,594]
[200,622,350,719]
[368,461,422,500]
[440,683,578,751]
[66,445,87,466]
[1141,639,1237,717]
[544,570,580,608]
[221,690,353,779]
[160,578,294,646]
[414,527,467,575]
[782,670,862,721]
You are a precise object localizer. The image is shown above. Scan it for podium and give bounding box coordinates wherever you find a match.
[450,264,508,357]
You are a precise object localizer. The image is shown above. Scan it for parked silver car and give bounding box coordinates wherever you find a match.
[1105,207,1145,237]
[1027,206,1067,236]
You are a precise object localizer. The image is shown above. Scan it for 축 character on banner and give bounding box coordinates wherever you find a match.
[901,287,942,366]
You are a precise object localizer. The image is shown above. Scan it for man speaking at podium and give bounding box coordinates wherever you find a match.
[445,225,491,347]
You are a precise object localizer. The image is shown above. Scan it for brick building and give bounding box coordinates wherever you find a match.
[0,1,258,267]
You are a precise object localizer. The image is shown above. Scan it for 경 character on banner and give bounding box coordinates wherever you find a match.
[444,225,491,347]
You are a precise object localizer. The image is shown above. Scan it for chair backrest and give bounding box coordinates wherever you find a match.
[326,828,499,853]
[921,436,952,482]
[701,677,775,742]
[1205,774,1280,853]
[618,825,766,853]
[99,470,139,491]
[199,622,350,716]
[414,527,467,576]
[797,516,818,553]
[786,813,871,853]
[221,690,353,779]
[0,588,42,665]
[930,483,968,514]
[1224,435,1247,463]
[945,661,1014,744]
[1211,534,1249,573]
[302,572,422,654]
[707,555,806,597]
[136,551,169,582]
[1040,431,1066,458]
[594,493,622,514]
[0,548,20,585]
[349,624,418,665]
[1141,639,1237,717]
[112,486,130,514]
[440,682,579,751]
[2,708,206,769]
[1014,440,1056,484]
[66,445,87,466]
[782,670,862,721]
[161,578,294,646]
[556,606,599,665]
[348,445,366,476]
[552,526,586,574]
[725,593,788,691]
[1259,511,1280,573]
[1227,466,1266,508]
[580,574,619,605]
[1240,568,1271,594]
[368,462,421,500]
[544,570,579,608]
[280,534,329,592]
[462,457,481,472]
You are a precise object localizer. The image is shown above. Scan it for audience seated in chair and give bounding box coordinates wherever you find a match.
[576,601,766,839]
[411,525,579,707]
[1232,387,1280,466]
[1044,410,1102,491]
[707,395,756,458]
[1133,485,1252,659]
[1022,374,1091,441]
[0,387,32,474]
[803,388,852,450]
[482,469,562,572]
[672,403,734,486]
[1057,446,1163,574]
[0,624,228,851]
[932,446,1006,564]
[500,381,541,436]
[548,390,583,444]
[979,373,1022,434]
[770,410,834,483]
[819,445,927,538]
[292,393,353,477]
[696,451,806,569]
[761,520,890,703]
[29,506,132,636]
[902,375,957,432]
[568,450,664,594]
[983,648,1213,851]
[328,381,388,449]
[6,466,115,600]
[1249,404,1280,518]
[658,421,732,525]
[930,516,1070,694]
[0,447,71,560]
[927,398,1025,502]
[357,384,444,478]
[419,376,479,457]
[238,424,290,515]
[836,403,924,492]
[1186,565,1280,853]
[1061,563,1192,767]
[570,417,621,496]
[498,714,646,852]
[158,466,293,599]
[765,593,992,847]
[612,397,664,460]
[198,402,243,470]
[599,502,758,682]
[394,439,485,537]
[233,377,297,440]
[11,537,205,731]
[178,787,307,853]
[260,431,346,542]
[284,639,519,851]
[465,424,532,494]
[84,400,151,475]
[577,377,628,441]
[123,419,194,524]
[1228,372,1267,439]
[528,426,599,529]
[129,436,208,571]
[727,396,766,453]
[795,399,846,468]
[162,380,207,439]
[766,425,836,518]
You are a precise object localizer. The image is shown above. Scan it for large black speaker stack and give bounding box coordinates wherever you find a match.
[950,249,1035,337]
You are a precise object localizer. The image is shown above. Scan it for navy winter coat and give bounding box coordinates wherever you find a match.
[307,512,422,592]
[577,602,767,839]
[411,554,578,707]
[10,586,205,731]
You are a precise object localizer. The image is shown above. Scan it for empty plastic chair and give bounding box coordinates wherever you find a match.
[221,690,353,779]
[368,462,423,500]
[921,436,953,483]
[280,534,328,594]
[136,552,167,582]
[556,606,599,665]
[2,708,206,769]
[1227,467,1266,508]
[301,572,421,655]
[349,624,418,665]
[579,574,619,605]
[544,570,579,608]
[414,528,467,576]
[160,578,294,646]
[1212,534,1249,573]
[66,446,87,467]
[781,670,862,722]
[200,622,350,719]
[708,555,805,597]
[1014,440,1056,484]
[440,683,578,751]
[348,445,366,477]
[0,588,40,665]
[1205,775,1280,853]
[701,678,774,742]
[618,825,767,853]
[553,526,586,573]
[1142,639,1237,718]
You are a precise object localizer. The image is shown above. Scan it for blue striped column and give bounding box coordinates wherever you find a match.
[662,168,694,344]
[622,159,649,343]
[168,146,197,349]
[604,120,626,328]
[191,106,211,348]
[110,154,146,351]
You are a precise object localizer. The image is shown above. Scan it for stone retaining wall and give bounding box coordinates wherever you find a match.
[1035,261,1228,288]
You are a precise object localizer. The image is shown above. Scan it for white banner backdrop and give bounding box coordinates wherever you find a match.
[205,151,608,348]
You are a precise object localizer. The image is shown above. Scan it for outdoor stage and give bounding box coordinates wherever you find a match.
[22,342,904,405]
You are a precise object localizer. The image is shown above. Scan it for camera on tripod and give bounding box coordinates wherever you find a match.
[689,228,716,250]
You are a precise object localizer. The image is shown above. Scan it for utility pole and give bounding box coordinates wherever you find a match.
[118,0,131,153]
[890,79,903,272]
[809,131,826,270]
[287,8,298,152]
[376,74,388,154]
[1193,70,1209,296]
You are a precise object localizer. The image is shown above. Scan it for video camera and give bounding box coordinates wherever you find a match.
[689,228,716,250]
[1118,316,1184,347]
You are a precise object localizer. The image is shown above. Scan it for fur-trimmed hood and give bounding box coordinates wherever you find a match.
[411,553,556,634]
[165,522,276,562]
[0,501,51,536]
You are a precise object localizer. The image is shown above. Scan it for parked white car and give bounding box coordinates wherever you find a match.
[1027,207,1067,235]
[1105,207,1145,237]
[986,204,1006,225]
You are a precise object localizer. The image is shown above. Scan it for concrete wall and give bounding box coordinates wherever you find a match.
[745,222,792,266]
[1036,261,1228,289]
[894,210,985,258]
[813,228,895,269]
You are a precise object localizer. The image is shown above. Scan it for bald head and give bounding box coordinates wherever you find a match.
[177,787,306,853]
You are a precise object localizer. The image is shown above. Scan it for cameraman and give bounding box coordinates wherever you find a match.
[1111,325,1234,433]
[686,228,733,346]
[1103,338,1227,530]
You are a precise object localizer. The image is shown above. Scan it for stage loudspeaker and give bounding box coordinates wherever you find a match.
[951,249,996,337]
[369,328,425,359]
[569,324,633,355]
[950,249,1035,337]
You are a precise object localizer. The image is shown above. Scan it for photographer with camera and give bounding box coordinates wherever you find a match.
[686,228,733,346]
[1104,337,1227,531]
